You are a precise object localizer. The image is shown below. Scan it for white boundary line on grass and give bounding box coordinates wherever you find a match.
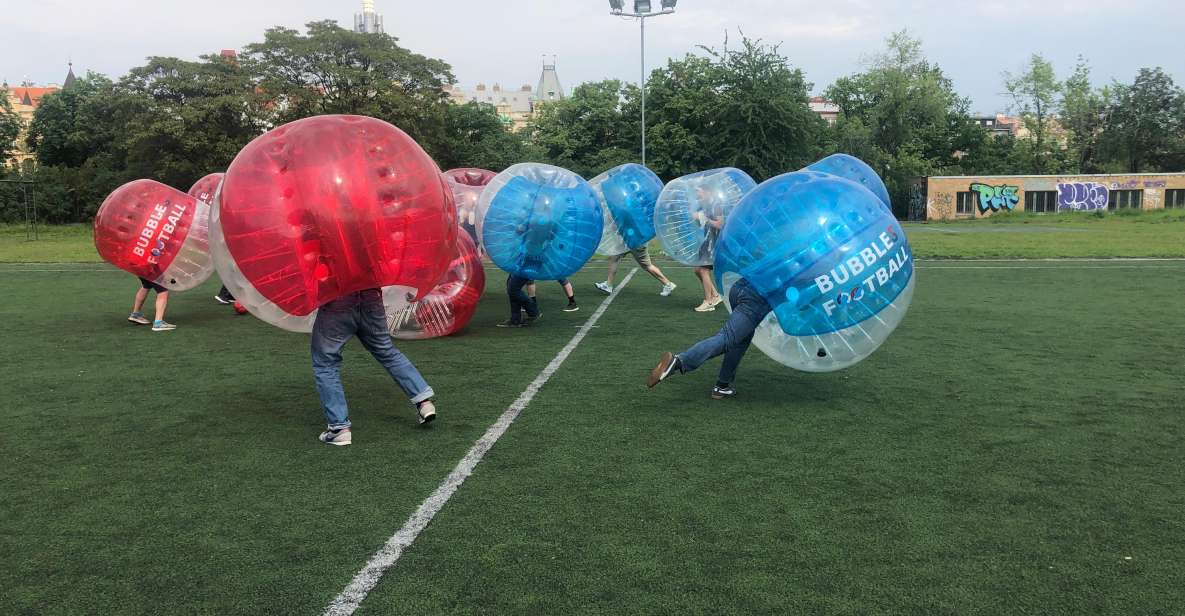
[322,267,640,616]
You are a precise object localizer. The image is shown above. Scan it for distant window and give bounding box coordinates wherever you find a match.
[985,120,994,126]
[1108,189,1143,210]
[1164,189,1185,209]
[955,191,975,215]
[1026,190,1058,213]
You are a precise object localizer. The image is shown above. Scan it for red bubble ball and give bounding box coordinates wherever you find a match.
[188,173,224,204]
[94,179,214,290]
[389,231,486,339]
[213,115,457,331]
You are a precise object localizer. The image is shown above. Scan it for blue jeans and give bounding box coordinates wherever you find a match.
[311,289,434,429]
[676,278,772,385]
[507,275,539,323]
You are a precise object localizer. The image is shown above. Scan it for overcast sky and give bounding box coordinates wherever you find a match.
[3,0,1183,114]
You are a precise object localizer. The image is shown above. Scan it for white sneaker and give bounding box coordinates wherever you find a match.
[694,300,716,312]
[594,281,613,295]
[318,427,352,446]
[660,282,677,297]
[417,400,436,425]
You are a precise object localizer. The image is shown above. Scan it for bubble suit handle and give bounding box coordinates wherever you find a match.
[94,179,214,291]
[476,163,602,280]
[653,168,756,266]
[715,170,914,372]
[590,163,664,255]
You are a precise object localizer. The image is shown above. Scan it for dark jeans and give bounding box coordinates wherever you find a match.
[311,289,433,428]
[507,275,539,323]
[676,278,772,385]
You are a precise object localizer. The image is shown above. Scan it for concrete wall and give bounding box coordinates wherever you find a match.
[923,173,1185,220]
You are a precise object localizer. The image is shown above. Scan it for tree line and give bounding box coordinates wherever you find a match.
[2,22,1183,222]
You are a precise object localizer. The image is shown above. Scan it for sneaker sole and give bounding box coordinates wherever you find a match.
[322,439,351,446]
[647,352,674,388]
[418,412,436,426]
[563,307,580,312]
[151,328,176,332]
[128,319,149,325]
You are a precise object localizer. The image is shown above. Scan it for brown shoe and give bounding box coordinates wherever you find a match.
[647,352,679,388]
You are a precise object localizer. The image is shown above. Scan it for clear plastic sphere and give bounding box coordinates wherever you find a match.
[805,154,891,211]
[653,168,756,266]
[388,232,486,340]
[589,163,664,256]
[475,163,602,280]
[94,179,214,291]
[444,168,497,246]
[213,115,456,332]
[715,170,914,372]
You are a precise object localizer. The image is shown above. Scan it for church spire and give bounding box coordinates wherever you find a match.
[63,62,77,89]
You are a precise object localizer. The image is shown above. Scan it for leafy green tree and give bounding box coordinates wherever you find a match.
[826,31,981,215]
[1004,54,1063,174]
[644,36,826,181]
[1059,56,1109,173]
[1100,67,1185,173]
[117,54,266,187]
[0,87,21,165]
[429,102,543,172]
[530,79,639,178]
[24,73,122,168]
[241,21,454,131]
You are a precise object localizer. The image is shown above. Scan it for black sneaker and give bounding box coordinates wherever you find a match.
[214,294,233,305]
[496,320,524,328]
[711,385,736,400]
[524,313,542,325]
[563,300,579,312]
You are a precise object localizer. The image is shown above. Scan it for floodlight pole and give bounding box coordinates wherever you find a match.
[610,4,675,168]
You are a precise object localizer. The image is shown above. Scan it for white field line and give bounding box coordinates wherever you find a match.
[322,267,640,616]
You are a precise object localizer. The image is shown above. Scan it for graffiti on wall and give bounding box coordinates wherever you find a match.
[1056,182,1109,211]
[970,183,1019,212]
[1145,180,1167,188]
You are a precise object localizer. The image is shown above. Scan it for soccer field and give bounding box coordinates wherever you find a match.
[2,259,1183,615]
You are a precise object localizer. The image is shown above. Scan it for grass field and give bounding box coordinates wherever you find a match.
[7,209,1185,262]
[2,253,1183,614]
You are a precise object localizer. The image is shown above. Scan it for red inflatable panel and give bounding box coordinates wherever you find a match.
[188,173,224,204]
[94,179,200,283]
[389,231,486,339]
[218,115,456,317]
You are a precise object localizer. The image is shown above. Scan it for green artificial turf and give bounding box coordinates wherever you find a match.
[7,211,1185,263]
[1,261,1183,615]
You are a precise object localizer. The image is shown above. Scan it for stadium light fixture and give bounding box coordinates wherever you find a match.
[606,1,676,167]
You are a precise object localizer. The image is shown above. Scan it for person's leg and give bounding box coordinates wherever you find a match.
[502,275,532,325]
[715,281,773,387]
[560,279,578,311]
[633,247,676,293]
[153,290,168,323]
[311,297,359,431]
[526,282,537,299]
[132,287,149,313]
[695,267,719,302]
[354,291,436,407]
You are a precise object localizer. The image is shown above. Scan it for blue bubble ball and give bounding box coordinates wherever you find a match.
[476,163,603,280]
[714,170,915,372]
[805,153,891,212]
[590,163,664,255]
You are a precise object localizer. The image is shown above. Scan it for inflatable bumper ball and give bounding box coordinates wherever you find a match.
[805,154,891,212]
[388,232,485,340]
[589,163,664,256]
[188,173,224,206]
[714,170,915,372]
[94,179,215,291]
[444,168,497,246]
[653,168,756,266]
[475,163,602,280]
[212,114,457,332]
